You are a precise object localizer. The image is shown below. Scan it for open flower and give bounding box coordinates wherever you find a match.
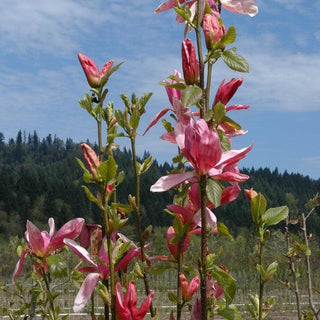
[116,280,154,320]
[13,217,84,284]
[179,273,200,302]
[64,236,145,312]
[78,53,113,88]
[220,0,258,17]
[151,119,252,192]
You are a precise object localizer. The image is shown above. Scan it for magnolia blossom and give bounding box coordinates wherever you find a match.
[220,0,258,17]
[78,53,113,88]
[167,226,190,260]
[203,14,226,49]
[182,38,199,85]
[13,218,84,284]
[179,273,200,301]
[151,119,252,192]
[115,281,154,320]
[155,0,257,17]
[64,236,144,312]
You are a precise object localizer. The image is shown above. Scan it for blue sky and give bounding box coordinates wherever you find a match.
[1,0,320,179]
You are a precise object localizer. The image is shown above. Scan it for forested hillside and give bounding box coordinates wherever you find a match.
[0,130,319,239]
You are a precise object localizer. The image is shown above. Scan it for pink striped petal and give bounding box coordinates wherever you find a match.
[143,108,171,135]
[63,239,98,267]
[12,250,28,284]
[73,273,100,312]
[150,171,196,192]
[50,218,84,252]
[220,0,258,17]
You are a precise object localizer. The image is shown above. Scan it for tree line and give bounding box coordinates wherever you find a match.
[0,130,319,240]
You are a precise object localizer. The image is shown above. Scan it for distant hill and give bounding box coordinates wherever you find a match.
[0,130,319,239]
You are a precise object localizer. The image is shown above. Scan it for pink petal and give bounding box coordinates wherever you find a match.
[211,171,250,183]
[194,208,217,230]
[226,104,250,112]
[137,290,154,319]
[220,0,258,17]
[26,220,46,257]
[48,218,55,238]
[12,250,28,284]
[221,185,241,205]
[150,171,196,192]
[160,131,176,144]
[155,0,185,13]
[143,108,171,135]
[50,218,84,252]
[63,239,98,267]
[73,273,100,312]
[217,144,253,168]
[115,282,131,318]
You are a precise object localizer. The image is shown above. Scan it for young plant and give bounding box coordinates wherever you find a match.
[244,189,289,320]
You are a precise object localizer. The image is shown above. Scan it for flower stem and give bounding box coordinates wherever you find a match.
[199,174,208,320]
[130,136,156,317]
[42,267,56,320]
[258,239,264,320]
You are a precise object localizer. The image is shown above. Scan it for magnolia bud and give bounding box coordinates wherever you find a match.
[181,38,199,85]
[203,14,226,50]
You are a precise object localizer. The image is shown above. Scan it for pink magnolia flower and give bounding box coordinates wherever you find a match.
[151,119,252,192]
[220,0,258,17]
[64,236,145,312]
[155,0,218,24]
[203,14,226,50]
[167,226,190,260]
[190,297,201,320]
[78,53,114,88]
[179,273,200,301]
[115,280,154,320]
[213,78,250,137]
[182,38,199,85]
[155,0,257,19]
[13,217,84,284]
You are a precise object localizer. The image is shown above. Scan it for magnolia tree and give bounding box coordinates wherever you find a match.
[10,1,291,320]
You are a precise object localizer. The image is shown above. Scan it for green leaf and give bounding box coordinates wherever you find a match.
[115,109,125,128]
[220,134,231,151]
[140,155,153,174]
[79,94,94,116]
[217,305,243,320]
[181,85,203,108]
[98,157,117,185]
[262,261,278,283]
[206,179,222,207]
[100,62,124,88]
[120,93,130,109]
[251,193,267,226]
[223,116,241,130]
[217,222,233,239]
[159,82,186,90]
[212,265,236,305]
[222,49,249,73]
[130,109,140,131]
[47,255,68,279]
[221,26,237,46]
[82,186,98,205]
[114,241,131,266]
[213,102,226,124]
[167,292,179,303]
[262,206,289,227]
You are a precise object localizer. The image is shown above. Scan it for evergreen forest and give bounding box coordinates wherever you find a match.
[0,130,320,240]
